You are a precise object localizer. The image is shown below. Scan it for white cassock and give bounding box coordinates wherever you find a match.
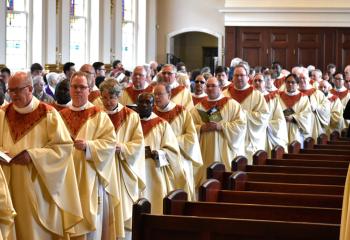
[154,101,203,200]
[141,112,186,214]
[278,90,312,146]
[327,93,345,135]
[224,85,269,163]
[191,95,246,184]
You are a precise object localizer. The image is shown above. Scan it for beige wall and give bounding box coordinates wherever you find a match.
[225,0,350,8]
[156,0,225,63]
[174,32,217,71]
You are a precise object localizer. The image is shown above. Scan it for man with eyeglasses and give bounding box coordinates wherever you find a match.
[153,83,203,201]
[318,80,344,136]
[191,77,246,184]
[99,78,145,240]
[158,64,194,111]
[80,64,103,107]
[278,73,312,145]
[60,71,124,239]
[0,71,83,239]
[192,74,207,105]
[119,66,154,107]
[136,92,185,214]
[298,67,330,141]
[223,64,269,163]
[344,65,350,90]
[330,72,350,111]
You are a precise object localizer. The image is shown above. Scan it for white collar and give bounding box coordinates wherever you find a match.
[335,86,347,92]
[207,94,224,102]
[221,80,231,87]
[169,81,179,89]
[13,97,37,114]
[141,112,156,121]
[266,85,278,92]
[156,101,176,112]
[285,90,300,96]
[105,103,124,114]
[49,85,55,93]
[192,92,207,98]
[68,101,93,111]
[234,84,250,91]
[133,82,149,90]
[299,84,313,91]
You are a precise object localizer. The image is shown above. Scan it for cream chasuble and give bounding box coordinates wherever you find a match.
[263,92,288,155]
[169,82,194,111]
[0,97,83,240]
[107,104,145,230]
[224,85,269,163]
[278,91,312,145]
[0,167,15,240]
[191,96,246,184]
[154,101,203,200]
[300,88,330,141]
[341,166,350,240]
[141,113,186,214]
[327,94,345,135]
[60,102,124,239]
[331,87,350,129]
[119,85,154,106]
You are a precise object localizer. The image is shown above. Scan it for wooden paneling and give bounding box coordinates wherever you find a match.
[225,26,350,71]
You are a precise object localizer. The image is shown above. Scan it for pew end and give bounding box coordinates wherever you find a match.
[229,171,247,190]
[207,162,225,181]
[271,145,285,159]
[132,198,151,240]
[231,155,248,171]
[252,150,268,165]
[303,137,315,149]
[330,131,340,142]
[317,134,328,145]
[198,179,221,202]
[341,128,347,137]
[288,141,301,153]
[163,190,188,215]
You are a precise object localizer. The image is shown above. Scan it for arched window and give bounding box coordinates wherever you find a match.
[122,0,135,69]
[6,0,27,70]
[69,0,86,68]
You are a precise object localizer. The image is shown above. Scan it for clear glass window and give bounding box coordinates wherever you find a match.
[70,0,86,68]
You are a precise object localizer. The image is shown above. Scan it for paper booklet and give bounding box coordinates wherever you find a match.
[145,146,152,159]
[283,108,295,117]
[0,151,11,163]
[197,106,223,123]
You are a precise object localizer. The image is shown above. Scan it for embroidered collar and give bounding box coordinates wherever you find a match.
[156,101,176,112]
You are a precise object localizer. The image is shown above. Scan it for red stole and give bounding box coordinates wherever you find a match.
[200,97,229,111]
[108,107,133,132]
[227,85,253,104]
[5,102,52,143]
[141,117,164,137]
[264,92,277,103]
[279,92,303,109]
[50,102,67,112]
[299,88,316,97]
[153,105,183,124]
[328,95,338,103]
[192,95,207,106]
[88,90,101,102]
[171,86,185,99]
[274,76,285,89]
[330,89,349,100]
[60,106,101,138]
[125,85,154,103]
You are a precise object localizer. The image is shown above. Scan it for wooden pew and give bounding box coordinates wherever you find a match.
[234,154,347,176]
[303,137,350,154]
[198,178,343,208]
[132,198,340,240]
[164,190,341,224]
[207,163,344,195]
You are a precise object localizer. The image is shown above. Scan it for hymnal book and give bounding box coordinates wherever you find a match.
[145,146,152,159]
[197,107,223,123]
[0,151,11,163]
[283,108,295,117]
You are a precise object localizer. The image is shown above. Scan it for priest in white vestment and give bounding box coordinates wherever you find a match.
[0,166,15,240]
[192,75,207,106]
[60,72,124,239]
[253,74,288,154]
[298,68,330,141]
[154,83,203,200]
[137,93,186,214]
[0,72,83,240]
[277,73,312,146]
[99,78,145,238]
[191,77,246,184]
[223,64,269,163]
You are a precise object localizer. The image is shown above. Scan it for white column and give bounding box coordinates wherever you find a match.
[42,0,56,64]
[89,0,99,62]
[60,0,70,64]
[100,0,111,63]
[112,0,123,62]
[136,0,146,65]
[0,0,6,64]
[32,0,43,64]
[146,0,157,62]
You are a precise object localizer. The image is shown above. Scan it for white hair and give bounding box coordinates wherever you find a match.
[32,75,44,86]
[46,72,59,85]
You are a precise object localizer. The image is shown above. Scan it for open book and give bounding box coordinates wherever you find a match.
[283,108,295,117]
[0,151,11,163]
[197,107,223,123]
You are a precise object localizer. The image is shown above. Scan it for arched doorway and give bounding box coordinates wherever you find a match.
[167,28,222,72]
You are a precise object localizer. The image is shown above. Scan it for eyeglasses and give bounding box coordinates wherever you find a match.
[161,71,174,75]
[206,84,219,88]
[98,68,106,71]
[195,80,205,84]
[234,74,247,78]
[334,78,344,81]
[254,79,264,83]
[8,85,30,94]
[71,84,89,90]
[286,81,297,85]
[154,92,168,97]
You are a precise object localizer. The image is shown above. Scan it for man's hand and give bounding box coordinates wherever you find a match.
[115,144,122,154]
[151,150,159,160]
[74,139,87,151]
[200,122,222,133]
[285,115,294,122]
[11,150,32,165]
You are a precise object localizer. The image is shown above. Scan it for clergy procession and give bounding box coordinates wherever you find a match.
[0,59,350,240]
